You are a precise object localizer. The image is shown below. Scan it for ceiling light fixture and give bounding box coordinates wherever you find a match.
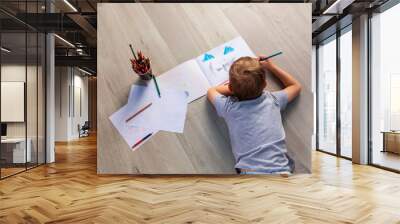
[76,48,85,55]
[323,0,355,15]
[1,47,11,53]
[63,0,78,12]
[54,34,75,48]
[78,67,93,76]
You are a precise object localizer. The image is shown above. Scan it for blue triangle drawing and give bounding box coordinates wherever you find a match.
[224,46,235,55]
[203,53,215,62]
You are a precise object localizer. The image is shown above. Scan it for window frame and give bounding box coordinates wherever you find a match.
[315,24,353,161]
[367,1,400,173]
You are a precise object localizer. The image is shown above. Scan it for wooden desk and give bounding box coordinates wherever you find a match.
[382,131,400,154]
[98,3,313,174]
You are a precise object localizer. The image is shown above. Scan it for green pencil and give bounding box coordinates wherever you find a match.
[129,44,138,60]
[152,75,161,98]
[260,51,283,61]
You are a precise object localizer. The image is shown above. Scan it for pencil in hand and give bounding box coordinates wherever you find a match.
[259,51,283,61]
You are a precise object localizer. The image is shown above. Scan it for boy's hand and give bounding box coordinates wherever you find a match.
[258,55,275,71]
[258,55,302,103]
[215,83,234,96]
[207,83,233,105]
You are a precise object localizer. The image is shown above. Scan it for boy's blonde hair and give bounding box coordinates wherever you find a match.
[229,57,266,101]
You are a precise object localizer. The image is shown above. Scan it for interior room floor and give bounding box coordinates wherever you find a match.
[0,134,400,223]
[0,167,25,178]
[0,163,43,178]
[372,150,400,171]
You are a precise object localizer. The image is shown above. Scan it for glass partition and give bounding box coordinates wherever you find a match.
[339,27,352,158]
[317,36,337,155]
[0,1,46,179]
[370,3,400,171]
[27,31,38,169]
[1,31,28,177]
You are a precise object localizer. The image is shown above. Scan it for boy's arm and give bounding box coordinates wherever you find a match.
[207,84,233,104]
[260,59,302,102]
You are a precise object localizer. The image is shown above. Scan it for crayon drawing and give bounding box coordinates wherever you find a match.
[196,37,255,86]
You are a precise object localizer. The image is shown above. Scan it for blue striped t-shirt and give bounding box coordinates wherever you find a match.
[213,90,294,174]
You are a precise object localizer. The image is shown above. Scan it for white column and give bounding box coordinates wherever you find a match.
[45,0,55,163]
[46,33,55,163]
[312,45,317,150]
[352,14,369,164]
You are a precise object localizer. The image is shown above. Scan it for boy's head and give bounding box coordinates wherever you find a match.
[229,57,266,101]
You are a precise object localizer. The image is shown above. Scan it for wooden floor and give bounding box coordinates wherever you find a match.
[373,150,400,171]
[0,167,26,178]
[1,135,400,223]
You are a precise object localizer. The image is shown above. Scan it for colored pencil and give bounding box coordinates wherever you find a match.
[128,47,160,97]
[259,51,283,61]
[129,44,138,60]
[132,133,153,149]
[152,75,161,98]
[129,46,151,75]
[125,103,152,123]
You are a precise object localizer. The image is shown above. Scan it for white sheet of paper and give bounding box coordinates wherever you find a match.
[196,36,256,86]
[109,103,157,151]
[127,89,189,133]
[127,83,157,104]
[157,60,210,103]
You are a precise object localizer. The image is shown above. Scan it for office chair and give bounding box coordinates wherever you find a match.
[79,121,90,138]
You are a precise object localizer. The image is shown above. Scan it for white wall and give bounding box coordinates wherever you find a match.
[1,65,38,137]
[71,73,89,138]
[54,67,89,141]
[55,67,70,141]
[1,65,28,141]
[1,65,26,141]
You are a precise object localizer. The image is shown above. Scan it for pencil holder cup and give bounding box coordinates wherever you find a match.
[137,69,153,81]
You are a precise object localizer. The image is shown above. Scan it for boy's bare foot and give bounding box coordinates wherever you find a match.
[280,173,290,178]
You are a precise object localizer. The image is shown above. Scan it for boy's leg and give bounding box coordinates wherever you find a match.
[235,168,241,174]
[240,169,291,177]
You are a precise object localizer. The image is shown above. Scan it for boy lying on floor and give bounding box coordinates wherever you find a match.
[207,56,302,175]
